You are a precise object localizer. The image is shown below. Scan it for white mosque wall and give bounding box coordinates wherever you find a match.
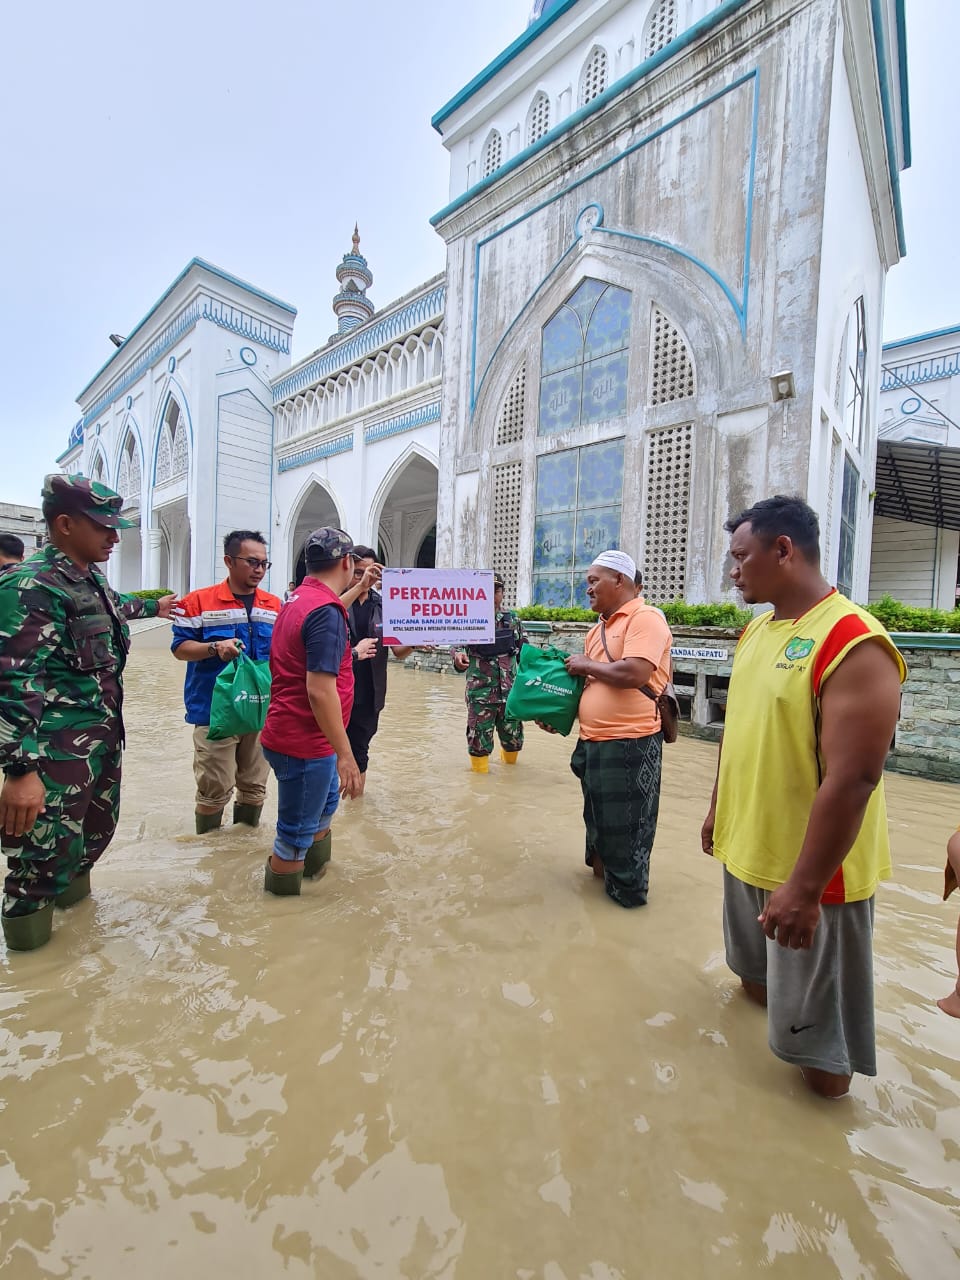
[58,260,295,597]
[434,0,883,606]
[808,12,889,602]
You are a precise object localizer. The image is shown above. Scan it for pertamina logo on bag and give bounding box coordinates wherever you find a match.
[525,675,575,699]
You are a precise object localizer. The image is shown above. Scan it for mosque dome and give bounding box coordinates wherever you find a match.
[528,1,566,26]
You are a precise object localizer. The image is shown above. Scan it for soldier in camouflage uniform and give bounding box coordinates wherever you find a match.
[452,574,527,774]
[0,475,177,951]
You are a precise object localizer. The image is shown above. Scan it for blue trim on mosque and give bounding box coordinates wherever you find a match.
[894,0,911,169]
[869,0,907,255]
[76,295,291,438]
[467,72,760,410]
[432,0,582,131]
[77,258,296,401]
[881,352,960,392]
[272,285,445,403]
[277,432,355,473]
[884,323,960,352]
[364,400,442,445]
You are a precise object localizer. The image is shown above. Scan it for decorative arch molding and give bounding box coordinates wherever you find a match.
[275,326,443,443]
[88,443,110,485]
[471,241,737,450]
[115,414,145,508]
[472,203,749,416]
[284,473,347,550]
[368,441,440,545]
[151,380,194,486]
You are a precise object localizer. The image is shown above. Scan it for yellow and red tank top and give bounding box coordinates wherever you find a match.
[713,590,906,903]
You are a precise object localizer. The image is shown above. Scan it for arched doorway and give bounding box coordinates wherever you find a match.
[289,481,342,584]
[374,453,439,568]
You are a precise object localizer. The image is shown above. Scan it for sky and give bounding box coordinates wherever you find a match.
[1,0,956,508]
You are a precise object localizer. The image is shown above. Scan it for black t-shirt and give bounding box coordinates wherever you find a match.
[349,595,377,709]
[233,592,255,623]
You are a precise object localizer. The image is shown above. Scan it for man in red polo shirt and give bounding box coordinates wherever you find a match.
[171,531,282,833]
[260,527,362,896]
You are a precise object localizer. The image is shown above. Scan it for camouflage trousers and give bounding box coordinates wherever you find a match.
[466,687,524,758]
[2,748,122,915]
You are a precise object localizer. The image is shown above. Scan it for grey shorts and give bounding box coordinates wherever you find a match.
[722,868,877,1078]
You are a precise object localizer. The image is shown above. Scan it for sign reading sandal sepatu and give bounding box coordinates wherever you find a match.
[381,569,495,646]
[504,645,585,736]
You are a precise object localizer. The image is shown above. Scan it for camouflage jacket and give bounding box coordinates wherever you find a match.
[0,544,158,763]
[460,608,527,701]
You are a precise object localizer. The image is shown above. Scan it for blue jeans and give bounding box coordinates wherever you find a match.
[262,748,340,863]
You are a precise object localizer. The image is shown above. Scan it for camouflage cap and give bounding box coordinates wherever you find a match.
[304,526,355,565]
[42,473,137,529]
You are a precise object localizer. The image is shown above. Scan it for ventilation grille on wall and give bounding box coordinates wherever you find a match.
[496,362,527,445]
[527,92,551,145]
[644,424,693,602]
[650,307,696,404]
[579,46,608,106]
[493,461,522,605]
[482,130,503,178]
[644,0,678,58]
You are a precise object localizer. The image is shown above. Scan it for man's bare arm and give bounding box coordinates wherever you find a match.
[759,639,902,948]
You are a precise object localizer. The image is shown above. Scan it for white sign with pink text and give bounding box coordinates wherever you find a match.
[381,569,495,645]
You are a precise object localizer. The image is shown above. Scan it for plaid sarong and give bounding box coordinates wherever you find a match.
[570,734,663,908]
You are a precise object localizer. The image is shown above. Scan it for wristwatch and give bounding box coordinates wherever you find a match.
[3,760,39,778]
[208,642,218,658]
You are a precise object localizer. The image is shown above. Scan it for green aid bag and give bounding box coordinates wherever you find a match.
[207,652,272,741]
[504,644,585,736]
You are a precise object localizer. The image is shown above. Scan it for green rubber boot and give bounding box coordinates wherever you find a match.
[264,861,302,896]
[233,803,262,828]
[304,831,332,880]
[55,872,91,909]
[195,810,223,835]
[2,902,55,952]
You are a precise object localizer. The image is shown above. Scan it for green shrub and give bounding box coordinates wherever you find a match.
[864,594,960,633]
[518,602,752,627]
[128,588,173,600]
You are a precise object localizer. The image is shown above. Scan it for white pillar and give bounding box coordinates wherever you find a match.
[147,526,162,587]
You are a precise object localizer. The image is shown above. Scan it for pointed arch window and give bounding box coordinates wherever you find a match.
[91,452,106,483]
[539,279,631,435]
[481,129,503,179]
[578,46,608,106]
[526,91,551,146]
[118,431,141,504]
[156,397,188,484]
[643,0,677,58]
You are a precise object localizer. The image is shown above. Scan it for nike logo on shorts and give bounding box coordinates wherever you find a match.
[790,1023,815,1034]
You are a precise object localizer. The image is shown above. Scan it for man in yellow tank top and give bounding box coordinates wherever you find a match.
[701,496,905,1099]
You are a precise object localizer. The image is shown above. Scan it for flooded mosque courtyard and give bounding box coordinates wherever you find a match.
[1,626,958,1280]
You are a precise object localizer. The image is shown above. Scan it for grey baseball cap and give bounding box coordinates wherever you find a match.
[304,527,355,565]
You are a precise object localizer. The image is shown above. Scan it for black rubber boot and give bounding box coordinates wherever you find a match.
[55,872,91,909]
[195,810,223,835]
[233,804,263,828]
[2,902,55,952]
[264,861,302,896]
[304,831,332,880]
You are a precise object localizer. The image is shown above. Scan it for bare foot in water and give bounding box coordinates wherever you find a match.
[936,987,960,1018]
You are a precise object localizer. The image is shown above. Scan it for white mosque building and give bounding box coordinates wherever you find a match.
[58,0,945,611]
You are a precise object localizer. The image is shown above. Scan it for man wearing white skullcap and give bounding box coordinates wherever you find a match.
[551,549,673,908]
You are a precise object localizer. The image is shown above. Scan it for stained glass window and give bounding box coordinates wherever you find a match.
[539,280,631,435]
[532,439,625,607]
[837,455,859,598]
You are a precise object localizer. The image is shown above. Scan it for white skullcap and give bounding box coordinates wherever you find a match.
[591,550,636,579]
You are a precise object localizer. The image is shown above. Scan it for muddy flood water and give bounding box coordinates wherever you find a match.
[1,626,959,1279]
